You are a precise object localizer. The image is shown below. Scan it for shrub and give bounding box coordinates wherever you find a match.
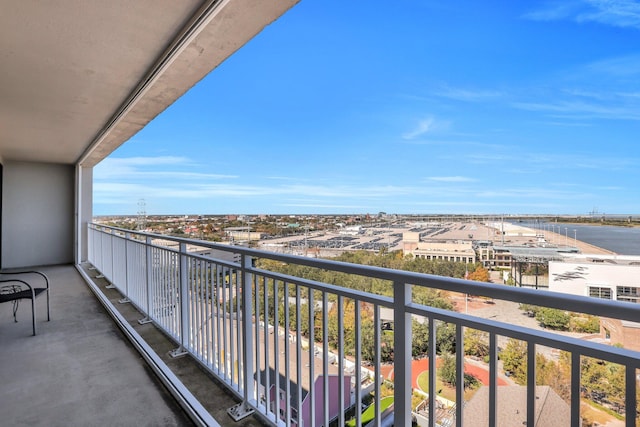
[535,308,570,330]
[570,315,600,333]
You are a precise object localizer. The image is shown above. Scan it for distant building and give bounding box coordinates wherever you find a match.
[474,240,495,269]
[224,227,264,241]
[549,254,640,350]
[490,246,513,269]
[339,226,362,236]
[402,232,476,263]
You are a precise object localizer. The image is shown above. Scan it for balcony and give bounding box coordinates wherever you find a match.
[0,265,194,426]
[72,223,640,426]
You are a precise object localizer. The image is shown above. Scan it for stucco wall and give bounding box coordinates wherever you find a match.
[549,260,640,299]
[1,161,74,268]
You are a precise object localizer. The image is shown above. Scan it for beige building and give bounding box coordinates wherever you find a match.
[403,232,476,263]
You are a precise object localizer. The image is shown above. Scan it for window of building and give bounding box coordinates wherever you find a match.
[588,286,612,300]
[616,286,640,303]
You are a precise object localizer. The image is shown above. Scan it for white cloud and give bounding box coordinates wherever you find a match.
[586,54,640,77]
[476,187,592,200]
[402,117,450,140]
[427,176,476,183]
[435,85,503,102]
[524,0,640,30]
[94,156,237,181]
[512,99,640,120]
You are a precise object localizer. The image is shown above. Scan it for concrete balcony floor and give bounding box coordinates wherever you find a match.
[0,265,264,427]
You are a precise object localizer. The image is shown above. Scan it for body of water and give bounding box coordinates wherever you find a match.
[518,221,640,255]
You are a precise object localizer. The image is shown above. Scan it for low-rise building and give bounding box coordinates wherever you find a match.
[549,254,640,350]
[402,232,476,263]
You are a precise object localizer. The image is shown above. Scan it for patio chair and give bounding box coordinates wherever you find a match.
[0,270,50,336]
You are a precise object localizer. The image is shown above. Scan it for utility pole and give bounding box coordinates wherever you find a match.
[137,199,147,231]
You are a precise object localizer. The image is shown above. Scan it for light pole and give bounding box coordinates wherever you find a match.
[545,223,549,241]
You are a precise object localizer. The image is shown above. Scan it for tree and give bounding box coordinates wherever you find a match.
[439,353,457,386]
[467,266,490,282]
[464,329,489,359]
[439,352,479,389]
[412,319,430,357]
[500,338,528,384]
[436,322,456,355]
[536,352,571,402]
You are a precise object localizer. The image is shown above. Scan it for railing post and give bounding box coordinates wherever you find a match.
[170,242,189,357]
[139,235,153,324]
[625,364,636,427]
[228,253,256,421]
[95,226,106,278]
[119,232,131,304]
[105,228,116,288]
[527,342,536,427]
[456,324,465,425]
[489,333,498,427]
[393,280,412,426]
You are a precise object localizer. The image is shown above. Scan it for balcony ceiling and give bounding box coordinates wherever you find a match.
[0,0,298,167]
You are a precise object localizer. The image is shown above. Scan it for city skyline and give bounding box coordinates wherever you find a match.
[94,0,640,216]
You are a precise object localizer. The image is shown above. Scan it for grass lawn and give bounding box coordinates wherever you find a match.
[581,398,624,424]
[417,371,455,401]
[346,396,394,427]
[416,371,479,401]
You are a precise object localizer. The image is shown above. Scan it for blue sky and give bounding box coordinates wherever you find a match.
[94,0,640,216]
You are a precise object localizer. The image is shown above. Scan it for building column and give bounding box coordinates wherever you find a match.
[75,164,93,264]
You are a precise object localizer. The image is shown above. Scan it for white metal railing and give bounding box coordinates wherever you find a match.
[87,223,640,427]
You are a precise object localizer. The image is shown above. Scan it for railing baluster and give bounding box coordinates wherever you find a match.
[235,258,242,389]
[229,265,237,387]
[139,238,151,324]
[489,332,497,427]
[284,280,291,426]
[216,265,222,376]
[373,303,381,427]
[354,299,361,427]
[170,242,189,357]
[254,274,261,405]
[296,285,303,426]
[322,291,329,427]
[393,280,412,427]
[337,295,345,427]
[206,261,212,367]
[527,341,536,427]
[118,232,131,303]
[571,352,580,427]
[625,364,636,427]
[273,280,280,423]
[428,318,436,427]
[263,276,270,417]
[228,253,256,421]
[309,287,316,427]
[456,324,464,427]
